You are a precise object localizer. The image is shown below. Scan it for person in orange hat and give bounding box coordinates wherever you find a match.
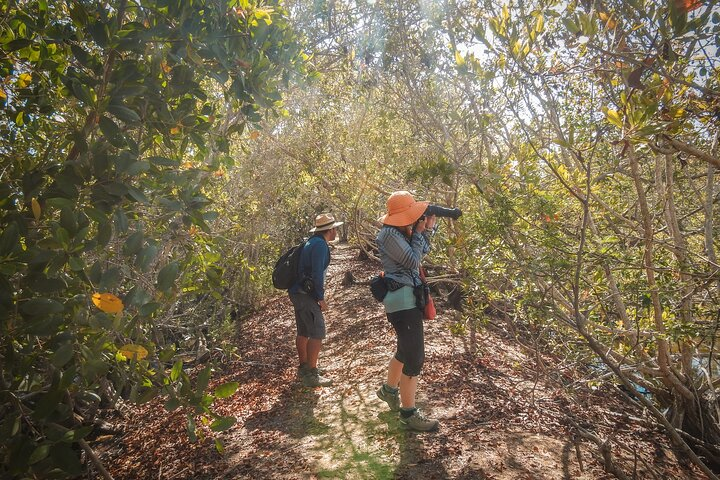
[375,191,440,431]
[289,213,343,387]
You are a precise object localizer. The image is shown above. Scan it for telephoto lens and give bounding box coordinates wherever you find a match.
[425,204,462,219]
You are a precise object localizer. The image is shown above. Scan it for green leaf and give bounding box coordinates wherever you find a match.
[148,156,180,167]
[99,116,126,147]
[196,366,212,395]
[107,104,141,123]
[103,182,129,197]
[159,345,176,362]
[46,197,76,211]
[51,343,74,367]
[126,185,150,204]
[69,2,89,26]
[138,388,158,404]
[61,425,94,442]
[96,220,112,247]
[213,381,238,399]
[135,244,158,271]
[157,261,179,291]
[84,206,108,223]
[123,231,144,256]
[49,443,83,475]
[5,39,33,52]
[60,207,78,235]
[55,227,70,249]
[209,416,236,432]
[29,444,50,465]
[124,285,151,307]
[98,267,120,290]
[139,301,161,316]
[187,414,198,442]
[20,297,64,316]
[215,438,225,454]
[170,360,183,382]
[70,80,94,105]
[87,21,109,48]
[562,18,580,34]
[68,256,85,271]
[114,209,129,233]
[0,222,20,256]
[125,161,150,176]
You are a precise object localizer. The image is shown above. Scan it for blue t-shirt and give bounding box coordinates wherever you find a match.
[288,234,330,300]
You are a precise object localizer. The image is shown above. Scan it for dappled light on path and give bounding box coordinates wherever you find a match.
[100,244,703,479]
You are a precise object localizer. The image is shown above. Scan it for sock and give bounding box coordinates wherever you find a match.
[400,407,417,419]
[383,384,399,394]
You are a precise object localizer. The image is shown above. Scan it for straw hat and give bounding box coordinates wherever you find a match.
[309,213,344,232]
[379,191,429,227]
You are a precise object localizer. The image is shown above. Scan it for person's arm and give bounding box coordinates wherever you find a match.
[421,215,437,249]
[383,230,426,270]
[310,241,329,301]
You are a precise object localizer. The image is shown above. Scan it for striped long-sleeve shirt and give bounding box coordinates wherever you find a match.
[376,225,432,288]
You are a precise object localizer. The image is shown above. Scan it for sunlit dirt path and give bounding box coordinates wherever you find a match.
[100,243,703,480]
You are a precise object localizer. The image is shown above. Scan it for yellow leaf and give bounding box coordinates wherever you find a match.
[170,126,180,135]
[31,198,41,220]
[118,344,148,361]
[0,88,6,101]
[606,109,623,128]
[92,293,124,313]
[598,12,617,29]
[16,73,32,88]
[454,50,465,66]
[672,108,686,119]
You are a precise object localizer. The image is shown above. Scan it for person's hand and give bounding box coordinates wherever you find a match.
[414,217,427,234]
[318,300,328,311]
[425,215,437,231]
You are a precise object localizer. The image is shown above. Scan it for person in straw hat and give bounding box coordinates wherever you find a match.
[375,191,440,431]
[289,213,344,387]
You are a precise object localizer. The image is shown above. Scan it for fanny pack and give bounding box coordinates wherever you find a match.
[369,275,404,302]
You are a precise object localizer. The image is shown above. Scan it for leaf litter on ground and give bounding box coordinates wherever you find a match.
[93,244,705,480]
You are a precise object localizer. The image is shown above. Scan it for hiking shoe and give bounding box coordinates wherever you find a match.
[400,409,439,432]
[376,386,400,412]
[297,364,325,379]
[302,368,333,387]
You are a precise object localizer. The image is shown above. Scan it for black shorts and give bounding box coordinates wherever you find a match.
[387,307,424,376]
[289,292,326,339]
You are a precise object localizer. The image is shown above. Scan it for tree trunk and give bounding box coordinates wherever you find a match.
[627,144,692,399]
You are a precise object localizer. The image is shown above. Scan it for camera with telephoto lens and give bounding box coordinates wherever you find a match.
[420,204,463,221]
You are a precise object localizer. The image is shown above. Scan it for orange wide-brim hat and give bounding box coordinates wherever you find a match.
[378,191,429,227]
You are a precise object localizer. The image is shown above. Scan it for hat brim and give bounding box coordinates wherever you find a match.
[379,201,429,226]
[309,221,344,233]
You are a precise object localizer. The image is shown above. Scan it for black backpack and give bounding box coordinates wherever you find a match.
[272,241,306,290]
